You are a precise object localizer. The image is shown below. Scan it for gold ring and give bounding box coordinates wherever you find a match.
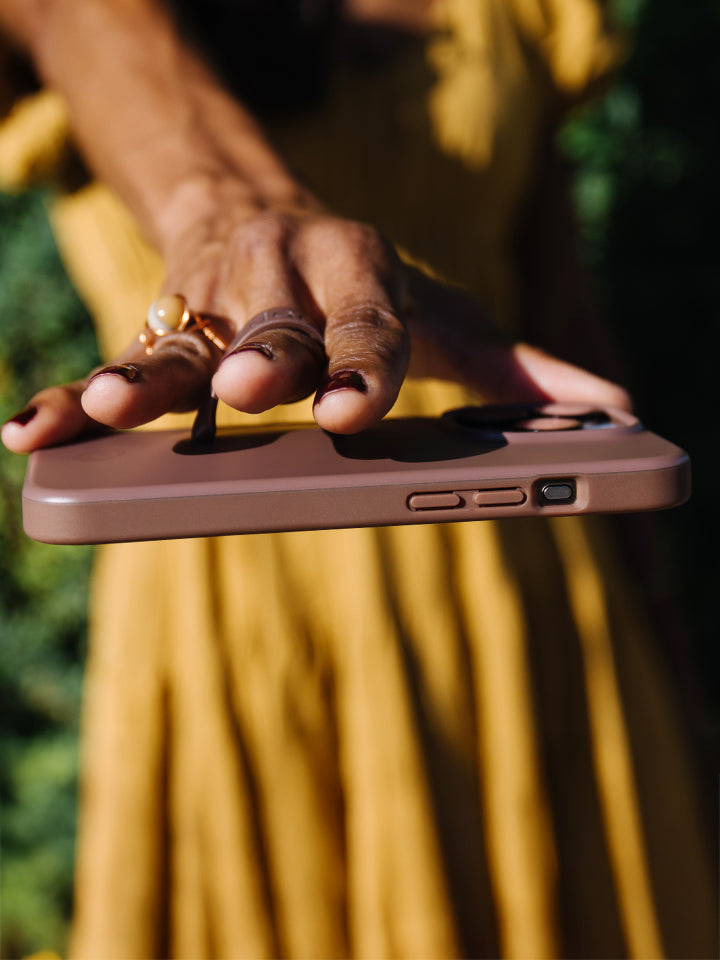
[140,294,228,355]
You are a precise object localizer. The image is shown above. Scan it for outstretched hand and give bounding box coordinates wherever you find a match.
[1,207,630,456]
[0,0,630,458]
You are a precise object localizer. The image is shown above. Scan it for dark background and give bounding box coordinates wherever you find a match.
[1,0,718,954]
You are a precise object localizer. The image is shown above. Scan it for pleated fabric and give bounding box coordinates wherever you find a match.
[71,508,715,959]
[0,1,715,957]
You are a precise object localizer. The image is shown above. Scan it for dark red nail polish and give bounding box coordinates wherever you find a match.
[87,363,143,386]
[4,405,38,427]
[225,342,274,361]
[317,370,368,400]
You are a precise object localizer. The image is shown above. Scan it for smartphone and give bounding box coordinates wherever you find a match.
[21,403,690,544]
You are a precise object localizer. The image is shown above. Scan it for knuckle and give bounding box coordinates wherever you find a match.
[307,220,401,298]
[230,211,294,261]
[310,217,389,259]
[334,301,398,330]
[327,303,409,368]
[341,219,382,249]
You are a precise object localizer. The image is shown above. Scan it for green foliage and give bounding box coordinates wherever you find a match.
[0,188,99,959]
[560,0,720,708]
[1,735,79,957]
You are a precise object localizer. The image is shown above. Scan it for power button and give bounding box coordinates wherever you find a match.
[538,480,576,505]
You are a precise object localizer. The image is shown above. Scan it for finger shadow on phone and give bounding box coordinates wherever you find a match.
[329,418,506,463]
[173,428,292,456]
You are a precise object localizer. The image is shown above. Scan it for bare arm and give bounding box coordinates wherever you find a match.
[1,0,629,455]
[1,0,319,245]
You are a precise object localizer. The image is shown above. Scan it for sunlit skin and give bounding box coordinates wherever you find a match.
[0,0,631,456]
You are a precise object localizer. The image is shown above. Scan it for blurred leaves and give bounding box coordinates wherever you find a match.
[0,187,98,959]
[1,735,79,958]
[560,0,720,704]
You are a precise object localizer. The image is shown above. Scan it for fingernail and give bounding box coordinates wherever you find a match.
[87,363,144,386]
[224,342,274,361]
[3,404,38,427]
[317,370,368,400]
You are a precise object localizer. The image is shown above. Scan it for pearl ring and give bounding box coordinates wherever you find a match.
[140,294,228,355]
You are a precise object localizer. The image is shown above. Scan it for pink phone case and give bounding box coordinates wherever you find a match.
[21,404,691,544]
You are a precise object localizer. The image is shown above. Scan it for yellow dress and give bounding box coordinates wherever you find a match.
[1,2,715,957]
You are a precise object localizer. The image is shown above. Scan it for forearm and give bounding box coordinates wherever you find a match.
[0,0,317,252]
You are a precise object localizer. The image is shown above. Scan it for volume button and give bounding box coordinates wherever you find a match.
[473,488,525,506]
[407,492,463,511]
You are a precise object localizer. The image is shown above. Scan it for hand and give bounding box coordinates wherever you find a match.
[1,203,630,456]
[0,0,630,457]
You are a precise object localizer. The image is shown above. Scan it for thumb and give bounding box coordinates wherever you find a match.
[404,267,632,412]
[476,340,633,411]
